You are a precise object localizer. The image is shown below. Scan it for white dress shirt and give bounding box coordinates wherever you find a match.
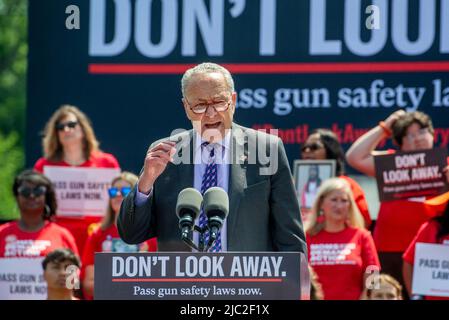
[135,130,231,251]
[192,131,231,251]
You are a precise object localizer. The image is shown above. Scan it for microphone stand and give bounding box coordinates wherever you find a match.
[195,225,211,252]
[181,231,200,251]
[205,229,218,252]
[181,225,218,252]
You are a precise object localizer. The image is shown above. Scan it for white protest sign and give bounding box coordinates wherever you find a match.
[0,258,47,300]
[43,166,121,217]
[412,243,449,297]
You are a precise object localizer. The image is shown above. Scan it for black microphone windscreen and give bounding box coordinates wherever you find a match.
[203,187,229,219]
[176,188,203,219]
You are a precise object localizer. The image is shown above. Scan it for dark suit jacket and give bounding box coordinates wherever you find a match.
[118,123,306,253]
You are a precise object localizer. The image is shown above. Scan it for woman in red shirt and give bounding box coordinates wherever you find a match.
[81,172,157,299]
[0,170,78,258]
[301,128,372,228]
[346,110,449,298]
[402,201,449,300]
[33,105,120,256]
[306,178,380,300]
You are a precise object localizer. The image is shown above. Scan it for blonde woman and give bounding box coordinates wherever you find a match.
[81,172,157,299]
[306,178,380,300]
[33,105,120,257]
[364,274,403,300]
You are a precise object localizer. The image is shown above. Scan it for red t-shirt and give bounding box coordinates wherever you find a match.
[81,224,157,300]
[374,155,449,252]
[33,151,120,173]
[307,227,380,300]
[82,224,157,268]
[33,151,120,257]
[0,221,79,258]
[403,220,449,300]
[340,175,372,228]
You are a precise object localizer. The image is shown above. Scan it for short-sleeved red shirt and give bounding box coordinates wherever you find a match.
[403,220,449,300]
[33,151,120,173]
[0,221,79,258]
[81,224,157,300]
[82,224,157,268]
[340,175,372,228]
[307,227,380,300]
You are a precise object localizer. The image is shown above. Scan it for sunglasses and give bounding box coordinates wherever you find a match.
[108,187,132,198]
[18,185,47,198]
[55,121,78,131]
[301,142,324,152]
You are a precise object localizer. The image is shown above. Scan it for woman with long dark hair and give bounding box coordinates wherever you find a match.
[301,128,371,228]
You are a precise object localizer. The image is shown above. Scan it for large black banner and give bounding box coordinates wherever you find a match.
[27,0,449,173]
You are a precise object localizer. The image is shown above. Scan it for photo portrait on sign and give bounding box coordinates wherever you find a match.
[293,160,336,222]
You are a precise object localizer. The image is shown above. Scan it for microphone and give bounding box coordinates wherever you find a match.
[202,187,229,251]
[176,188,203,250]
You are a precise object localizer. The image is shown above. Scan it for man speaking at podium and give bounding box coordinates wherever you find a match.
[118,63,306,254]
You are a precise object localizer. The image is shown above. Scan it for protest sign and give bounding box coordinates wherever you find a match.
[374,148,449,202]
[43,167,121,217]
[412,243,449,297]
[0,258,47,300]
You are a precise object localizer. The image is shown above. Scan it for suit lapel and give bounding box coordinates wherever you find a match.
[227,124,247,246]
[174,130,194,189]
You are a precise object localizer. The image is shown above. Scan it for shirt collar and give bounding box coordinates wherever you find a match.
[194,129,231,153]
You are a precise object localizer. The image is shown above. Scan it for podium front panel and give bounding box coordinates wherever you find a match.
[94,252,302,300]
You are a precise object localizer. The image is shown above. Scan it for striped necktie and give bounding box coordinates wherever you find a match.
[198,142,222,252]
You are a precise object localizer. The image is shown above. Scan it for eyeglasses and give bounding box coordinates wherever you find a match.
[18,185,47,198]
[108,187,131,198]
[301,142,324,153]
[405,128,430,141]
[55,121,78,131]
[185,98,231,114]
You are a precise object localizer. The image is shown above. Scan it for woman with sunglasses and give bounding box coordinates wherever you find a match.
[301,128,372,228]
[81,172,157,299]
[0,170,78,258]
[33,105,120,258]
[346,110,449,299]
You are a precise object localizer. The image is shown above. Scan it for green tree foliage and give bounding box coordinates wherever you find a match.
[0,0,27,220]
[0,132,23,220]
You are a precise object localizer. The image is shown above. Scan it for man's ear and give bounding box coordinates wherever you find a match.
[231,91,237,112]
[182,98,192,121]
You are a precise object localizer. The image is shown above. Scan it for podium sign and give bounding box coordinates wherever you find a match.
[94,252,302,300]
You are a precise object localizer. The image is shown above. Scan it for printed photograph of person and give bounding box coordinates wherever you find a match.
[294,160,336,223]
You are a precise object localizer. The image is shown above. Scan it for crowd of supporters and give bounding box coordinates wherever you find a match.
[0,106,448,300]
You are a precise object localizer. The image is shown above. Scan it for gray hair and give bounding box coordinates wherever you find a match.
[181,62,235,97]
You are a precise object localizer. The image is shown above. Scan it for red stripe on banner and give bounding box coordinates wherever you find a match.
[88,61,449,75]
[112,278,283,283]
